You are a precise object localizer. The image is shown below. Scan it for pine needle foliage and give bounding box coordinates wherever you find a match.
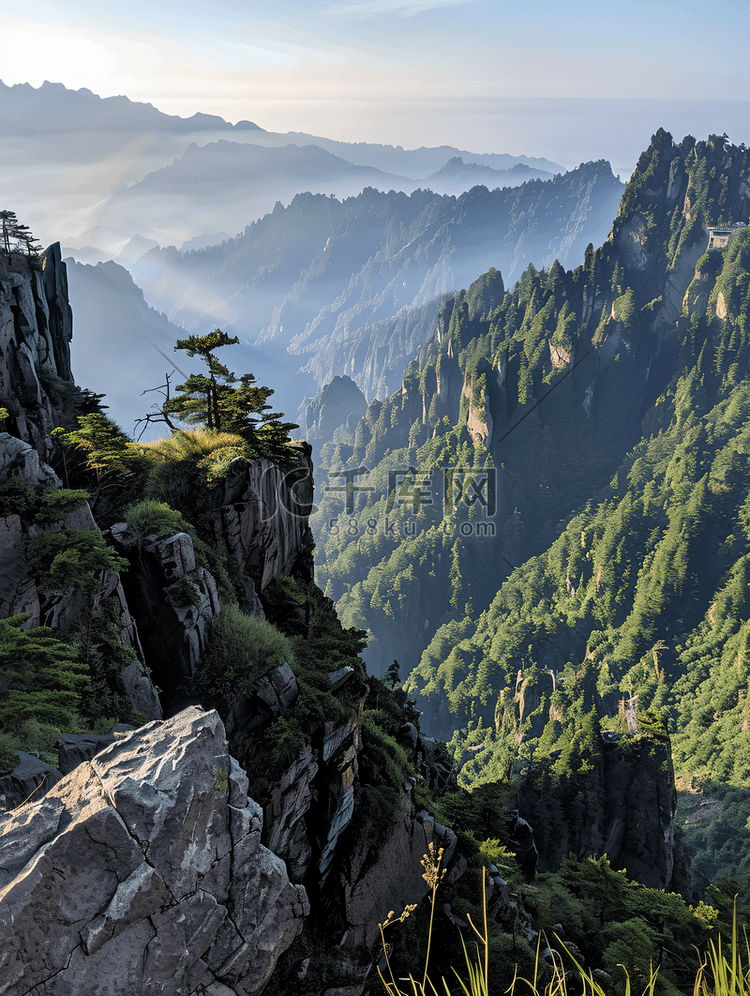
[0,613,89,730]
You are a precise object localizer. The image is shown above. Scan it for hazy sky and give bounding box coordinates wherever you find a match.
[3,0,750,169]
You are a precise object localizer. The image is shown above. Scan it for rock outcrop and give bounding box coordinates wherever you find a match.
[340,808,458,949]
[0,434,162,721]
[205,450,314,599]
[261,697,367,890]
[0,244,73,461]
[0,707,308,995]
[0,751,62,812]
[110,522,222,694]
[516,733,677,889]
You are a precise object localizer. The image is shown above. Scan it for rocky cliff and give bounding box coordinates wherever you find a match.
[0,244,73,461]
[0,243,455,996]
[516,733,678,890]
[0,707,308,995]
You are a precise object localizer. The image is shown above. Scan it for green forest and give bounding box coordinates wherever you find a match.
[7,129,750,994]
[313,131,750,898]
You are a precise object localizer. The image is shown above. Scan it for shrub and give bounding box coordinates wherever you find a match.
[0,613,89,729]
[0,732,18,776]
[34,489,90,524]
[191,604,294,708]
[28,530,129,593]
[72,599,144,725]
[0,477,36,518]
[171,576,202,608]
[0,481,89,525]
[142,429,252,510]
[123,499,194,544]
[51,413,153,522]
[3,717,61,769]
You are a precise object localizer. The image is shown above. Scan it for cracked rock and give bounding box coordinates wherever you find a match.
[0,706,308,995]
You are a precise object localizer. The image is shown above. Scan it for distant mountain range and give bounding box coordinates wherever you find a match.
[125,161,623,421]
[0,80,263,135]
[64,259,189,441]
[80,145,559,253]
[0,80,626,441]
[426,157,553,194]
[76,141,415,251]
[0,81,564,255]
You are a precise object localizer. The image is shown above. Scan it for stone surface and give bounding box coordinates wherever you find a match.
[0,432,60,489]
[0,707,308,995]
[228,662,300,740]
[0,511,39,620]
[318,711,364,883]
[56,727,135,775]
[111,523,222,695]
[396,723,457,795]
[0,444,161,720]
[256,661,299,716]
[329,665,355,692]
[302,374,368,445]
[0,750,62,814]
[206,455,314,594]
[261,694,367,888]
[0,245,73,461]
[341,807,442,949]
[264,745,319,880]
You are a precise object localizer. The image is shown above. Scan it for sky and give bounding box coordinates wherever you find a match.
[2,0,750,169]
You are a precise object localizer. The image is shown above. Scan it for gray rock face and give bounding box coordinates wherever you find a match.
[228,661,299,740]
[110,523,222,696]
[0,707,308,995]
[0,434,60,620]
[0,431,60,489]
[265,745,319,881]
[0,750,62,814]
[206,453,314,595]
[0,458,162,720]
[302,375,368,447]
[261,700,366,887]
[56,726,135,775]
[397,722,457,796]
[109,450,314,701]
[341,808,446,949]
[0,245,73,460]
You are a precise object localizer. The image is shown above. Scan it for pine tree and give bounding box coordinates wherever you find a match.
[161,329,297,449]
[0,210,41,255]
[0,614,89,727]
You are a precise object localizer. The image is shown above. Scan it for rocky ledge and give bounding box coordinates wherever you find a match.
[0,706,308,995]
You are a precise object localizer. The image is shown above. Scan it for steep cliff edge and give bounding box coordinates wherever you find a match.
[0,244,72,461]
[0,242,458,996]
[516,733,678,890]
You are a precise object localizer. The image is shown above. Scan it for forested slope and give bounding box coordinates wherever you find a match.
[314,132,750,889]
[128,161,623,420]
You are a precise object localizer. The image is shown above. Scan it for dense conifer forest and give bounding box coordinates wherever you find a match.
[315,130,750,896]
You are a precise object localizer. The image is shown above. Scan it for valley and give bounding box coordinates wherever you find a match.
[2,78,750,995]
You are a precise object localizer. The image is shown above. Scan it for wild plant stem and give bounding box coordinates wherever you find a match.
[422,882,438,991]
